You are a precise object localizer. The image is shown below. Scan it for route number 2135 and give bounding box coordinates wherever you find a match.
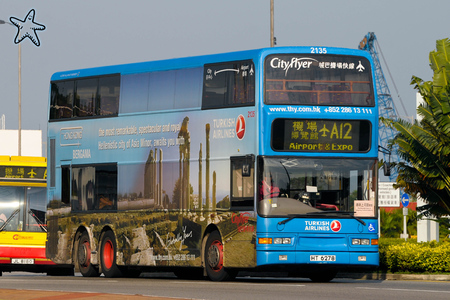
[311,47,327,54]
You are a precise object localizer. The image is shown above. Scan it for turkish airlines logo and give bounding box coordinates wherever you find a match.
[236,115,245,140]
[330,220,341,232]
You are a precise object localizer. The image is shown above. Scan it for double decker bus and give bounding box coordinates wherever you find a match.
[0,156,72,275]
[46,46,379,282]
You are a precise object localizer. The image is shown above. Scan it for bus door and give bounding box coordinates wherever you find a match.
[60,161,72,207]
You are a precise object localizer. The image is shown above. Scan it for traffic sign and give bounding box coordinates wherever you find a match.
[401,193,410,207]
[378,182,400,207]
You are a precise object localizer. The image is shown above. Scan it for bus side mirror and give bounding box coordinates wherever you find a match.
[378,146,392,177]
[242,164,251,177]
[241,154,254,177]
[383,162,391,177]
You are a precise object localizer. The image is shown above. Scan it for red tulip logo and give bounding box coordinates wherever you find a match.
[330,220,341,232]
[236,115,245,140]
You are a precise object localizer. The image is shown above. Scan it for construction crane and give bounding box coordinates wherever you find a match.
[358,32,408,181]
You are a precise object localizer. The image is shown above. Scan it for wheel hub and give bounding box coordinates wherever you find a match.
[78,242,89,266]
[207,240,223,270]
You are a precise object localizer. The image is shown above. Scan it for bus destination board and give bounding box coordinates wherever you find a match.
[272,119,371,152]
[0,166,47,180]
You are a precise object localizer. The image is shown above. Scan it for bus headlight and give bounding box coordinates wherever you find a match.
[352,238,370,245]
[361,239,370,245]
[259,237,292,245]
[274,238,291,245]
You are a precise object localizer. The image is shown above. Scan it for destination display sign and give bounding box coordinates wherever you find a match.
[272,119,371,152]
[0,166,46,180]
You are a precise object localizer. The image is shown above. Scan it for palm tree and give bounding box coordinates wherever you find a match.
[381,38,450,217]
[380,209,402,237]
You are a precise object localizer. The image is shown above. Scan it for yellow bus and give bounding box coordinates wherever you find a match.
[0,156,72,275]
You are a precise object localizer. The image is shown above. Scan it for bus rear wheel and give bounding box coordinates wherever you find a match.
[204,231,236,281]
[77,232,99,277]
[100,230,122,278]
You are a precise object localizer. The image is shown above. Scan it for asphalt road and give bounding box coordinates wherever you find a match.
[0,272,449,300]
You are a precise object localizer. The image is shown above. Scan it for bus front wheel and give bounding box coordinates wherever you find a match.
[204,231,237,281]
[77,232,99,277]
[100,230,122,278]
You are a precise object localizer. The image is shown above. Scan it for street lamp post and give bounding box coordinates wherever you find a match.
[0,19,21,156]
[270,0,274,47]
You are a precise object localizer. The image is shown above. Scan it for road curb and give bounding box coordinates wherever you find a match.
[337,272,450,281]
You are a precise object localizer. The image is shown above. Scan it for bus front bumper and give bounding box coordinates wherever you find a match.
[256,250,379,267]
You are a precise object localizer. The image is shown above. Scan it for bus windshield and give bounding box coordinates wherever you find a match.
[265,54,374,106]
[0,186,47,232]
[258,157,377,217]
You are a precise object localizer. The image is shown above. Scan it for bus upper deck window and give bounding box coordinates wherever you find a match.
[50,81,74,119]
[98,76,120,116]
[202,60,255,109]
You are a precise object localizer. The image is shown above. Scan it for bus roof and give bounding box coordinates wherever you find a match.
[0,156,46,166]
[50,46,371,81]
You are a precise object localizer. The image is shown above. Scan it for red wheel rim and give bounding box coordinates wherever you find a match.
[207,240,224,272]
[79,240,91,267]
[103,239,114,270]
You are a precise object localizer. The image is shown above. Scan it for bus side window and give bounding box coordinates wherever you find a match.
[230,156,254,209]
[50,81,74,119]
[202,60,255,109]
[98,76,120,116]
[69,164,117,212]
[74,78,98,118]
[51,75,120,120]
[95,165,117,210]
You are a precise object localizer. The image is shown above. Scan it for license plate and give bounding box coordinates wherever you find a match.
[310,255,336,262]
[11,258,34,264]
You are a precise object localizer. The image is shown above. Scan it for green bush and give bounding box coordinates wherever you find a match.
[379,238,450,273]
[380,208,450,239]
[380,209,417,238]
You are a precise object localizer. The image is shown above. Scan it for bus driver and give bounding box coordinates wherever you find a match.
[260,174,280,198]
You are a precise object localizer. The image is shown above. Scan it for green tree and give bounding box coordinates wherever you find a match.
[380,209,417,238]
[382,38,450,217]
[380,209,402,237]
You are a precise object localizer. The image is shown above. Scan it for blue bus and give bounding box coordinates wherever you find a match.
[46,46,379,282]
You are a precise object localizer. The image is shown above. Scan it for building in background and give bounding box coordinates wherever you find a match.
[0,129,42,157]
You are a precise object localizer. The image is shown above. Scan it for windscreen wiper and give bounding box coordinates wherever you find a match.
[278,214,306,225]
[0,208,20,232]
[28,209,48,232]
[278,211,367,226]
[306,211,366,226]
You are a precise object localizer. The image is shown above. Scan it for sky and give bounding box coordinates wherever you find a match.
[1,0,449,156]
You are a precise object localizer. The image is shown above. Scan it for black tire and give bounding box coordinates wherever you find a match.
[100,230,122,278]
[77,232,100,277]
[204,231,237,281]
